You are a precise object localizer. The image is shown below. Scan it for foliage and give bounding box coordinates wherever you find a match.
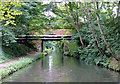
[44,49,52,53]
[64,40,78,56]
[51,2,120,71]
[0,2,55,54]
[43,41,53,50]
[0,1,23,26]
[0,1,120,72]
[1,25,29,46]
[0,43,32,63]
[65,16,120,71]
[0,2,49,61]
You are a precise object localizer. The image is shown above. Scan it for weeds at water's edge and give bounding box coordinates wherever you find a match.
[0,53,45,80]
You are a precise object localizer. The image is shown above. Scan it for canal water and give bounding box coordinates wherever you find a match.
[2,50,120,82]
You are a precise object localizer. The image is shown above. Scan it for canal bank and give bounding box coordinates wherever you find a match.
[0,52,45,80]
[2,50,120,82]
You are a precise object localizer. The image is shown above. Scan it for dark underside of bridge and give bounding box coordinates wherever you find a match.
[16,35,72,41]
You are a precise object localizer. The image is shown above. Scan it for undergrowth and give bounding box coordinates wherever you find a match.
[0,43,33,64]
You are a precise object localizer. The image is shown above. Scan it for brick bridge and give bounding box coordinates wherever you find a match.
[17,29,72,52]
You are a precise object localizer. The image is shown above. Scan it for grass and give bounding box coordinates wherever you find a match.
[0,43,33,64]
[0,53,45,80]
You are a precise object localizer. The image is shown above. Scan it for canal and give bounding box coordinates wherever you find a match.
[2,50,120,82]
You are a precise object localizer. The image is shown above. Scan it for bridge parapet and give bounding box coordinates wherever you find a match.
[16,35,72,40]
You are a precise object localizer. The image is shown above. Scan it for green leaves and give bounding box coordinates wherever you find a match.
[0,1,23,26]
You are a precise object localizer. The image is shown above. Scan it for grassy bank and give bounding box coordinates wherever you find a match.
[0,53,45,80]
[0,43,33,64]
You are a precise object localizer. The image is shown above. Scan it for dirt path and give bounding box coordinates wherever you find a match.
[0,51,40,69]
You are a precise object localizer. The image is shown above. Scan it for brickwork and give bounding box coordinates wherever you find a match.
[31,29,72,51]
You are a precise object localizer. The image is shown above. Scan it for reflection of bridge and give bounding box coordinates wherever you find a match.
[16,35,72,52]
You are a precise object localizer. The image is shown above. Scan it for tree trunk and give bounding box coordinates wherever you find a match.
[55,2,85,47]
[65,3,85,47]
[85,3,103,55]
[93,2,119,61]
[68,17,85,47]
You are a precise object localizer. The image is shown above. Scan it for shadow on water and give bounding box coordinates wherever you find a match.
[2,50,120,82]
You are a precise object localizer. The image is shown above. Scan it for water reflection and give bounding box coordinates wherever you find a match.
[2,50,120,82]
[49,55,53,71]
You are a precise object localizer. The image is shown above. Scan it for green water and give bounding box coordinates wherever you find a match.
[2,50,120,82]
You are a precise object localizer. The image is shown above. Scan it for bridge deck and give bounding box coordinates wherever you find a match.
[16,35,72,52]
[16,35,72,41]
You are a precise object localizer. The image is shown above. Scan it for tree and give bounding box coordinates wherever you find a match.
[85,2,104,55]
[93,2,119,61]
[52,2,85,47]
[0,1,23,26]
